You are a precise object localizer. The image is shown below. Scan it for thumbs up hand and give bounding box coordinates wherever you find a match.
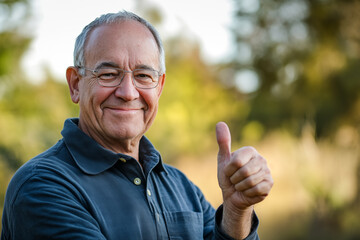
[216,122,273,239]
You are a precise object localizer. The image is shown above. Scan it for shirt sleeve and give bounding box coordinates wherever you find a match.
[2,170,107,240]
[214,205,260,240]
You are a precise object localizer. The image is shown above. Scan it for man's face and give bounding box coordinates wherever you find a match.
[72,20,165,150]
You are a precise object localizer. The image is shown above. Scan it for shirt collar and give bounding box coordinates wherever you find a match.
[139,136,168,176]
[61,118,167,175]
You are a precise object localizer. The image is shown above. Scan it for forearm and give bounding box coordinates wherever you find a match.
[4,175,107,240]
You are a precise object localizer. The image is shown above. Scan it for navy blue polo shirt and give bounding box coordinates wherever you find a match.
[1,118,259,240]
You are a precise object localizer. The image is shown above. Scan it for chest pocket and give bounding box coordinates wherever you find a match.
[163,211,203,240]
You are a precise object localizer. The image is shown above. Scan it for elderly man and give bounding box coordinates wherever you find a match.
[1,11,273,240]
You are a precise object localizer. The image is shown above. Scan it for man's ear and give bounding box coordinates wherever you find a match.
[66,67,81,103]
[156,73,166,97]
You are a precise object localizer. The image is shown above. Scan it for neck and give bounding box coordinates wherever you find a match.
[108,138,140,161]
[78,121,142,161]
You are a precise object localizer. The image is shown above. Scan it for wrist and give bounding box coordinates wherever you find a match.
[221,203,254,239]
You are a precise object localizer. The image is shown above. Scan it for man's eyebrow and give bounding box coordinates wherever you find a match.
[135,64,157,71]
[94,62,157,71]
[95,62,119,69]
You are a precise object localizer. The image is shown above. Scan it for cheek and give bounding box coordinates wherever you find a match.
[143,93,160,123]
[143,92,159,112]
[79,79,94,98]
[79,81,111,110]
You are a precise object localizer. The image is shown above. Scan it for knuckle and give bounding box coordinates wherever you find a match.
[259,156,266,163]
[268,177,274,187]
[246,177,256,187]
[230,157,244,168]
[229,174,238,184]
[254,184,264,194]
[241,168,252,178]
[235,182,245,191]
[242,146,257,154]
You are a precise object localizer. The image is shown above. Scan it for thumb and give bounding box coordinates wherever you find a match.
[216,122,231,164]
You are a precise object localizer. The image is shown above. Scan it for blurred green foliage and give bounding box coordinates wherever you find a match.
[229,0,360,139]
[0,0,31,76]
[0,0,360,239]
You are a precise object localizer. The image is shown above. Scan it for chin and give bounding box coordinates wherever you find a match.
[109,125,144,140]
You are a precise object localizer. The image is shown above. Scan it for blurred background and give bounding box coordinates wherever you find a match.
[1,0,359,239]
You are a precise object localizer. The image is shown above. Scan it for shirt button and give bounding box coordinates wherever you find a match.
[133,178,141,185]
[119,157,126,163]
[147,189,151,196]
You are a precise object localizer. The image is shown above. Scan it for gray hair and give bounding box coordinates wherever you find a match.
[73,11,166,75]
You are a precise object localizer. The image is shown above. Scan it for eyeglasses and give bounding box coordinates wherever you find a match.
[78,66,161,89]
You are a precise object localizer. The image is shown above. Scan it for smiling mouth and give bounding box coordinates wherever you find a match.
[110,107,139,110]
[104,107,143,113]
[107,107,140,111]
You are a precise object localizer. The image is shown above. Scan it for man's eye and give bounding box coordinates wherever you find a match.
[134,71,154,82]
[136,73,151,78]
[98,70,119,80]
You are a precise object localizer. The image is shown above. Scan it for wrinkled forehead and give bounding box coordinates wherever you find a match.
[83,21,159,67]
[85,20,157,54]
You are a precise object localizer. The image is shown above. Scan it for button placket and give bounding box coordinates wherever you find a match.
[145,177,154,199]
[117,156,145,186]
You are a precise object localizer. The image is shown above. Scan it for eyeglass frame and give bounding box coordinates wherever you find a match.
[76,66,161,89]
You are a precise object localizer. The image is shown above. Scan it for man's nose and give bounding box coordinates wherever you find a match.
[114,72,139,101]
